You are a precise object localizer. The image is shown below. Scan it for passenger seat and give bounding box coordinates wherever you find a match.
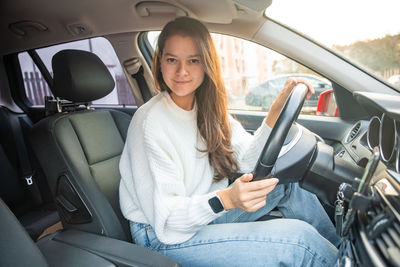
[30,50,132,241]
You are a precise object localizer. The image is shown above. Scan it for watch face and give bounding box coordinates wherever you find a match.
[208,196,224,213]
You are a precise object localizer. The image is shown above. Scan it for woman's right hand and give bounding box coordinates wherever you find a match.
[217,173,279,212]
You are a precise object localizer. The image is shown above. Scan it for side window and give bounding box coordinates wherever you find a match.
[147,32,335,116]
[18,37,135,106]
[212,34,333,115]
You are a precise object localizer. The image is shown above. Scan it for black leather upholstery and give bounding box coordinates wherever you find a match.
[52,50,115,102]
[31,50,132,241]
[0,198,48,267]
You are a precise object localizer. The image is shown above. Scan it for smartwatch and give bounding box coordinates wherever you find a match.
[208,195,225,213]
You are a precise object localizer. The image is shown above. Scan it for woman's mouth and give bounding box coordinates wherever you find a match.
[174,80,191,84]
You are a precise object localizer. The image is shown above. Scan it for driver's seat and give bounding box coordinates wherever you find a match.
[30,50,132,241]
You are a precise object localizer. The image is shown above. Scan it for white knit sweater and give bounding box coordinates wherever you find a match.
[119,91,271,244]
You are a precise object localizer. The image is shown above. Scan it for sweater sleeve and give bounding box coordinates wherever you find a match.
[229,115,272,173]
[127,118,224,244]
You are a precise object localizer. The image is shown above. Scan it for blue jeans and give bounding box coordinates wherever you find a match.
[130,183,340,266]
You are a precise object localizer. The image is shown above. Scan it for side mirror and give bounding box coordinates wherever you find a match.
[316,89,339,117]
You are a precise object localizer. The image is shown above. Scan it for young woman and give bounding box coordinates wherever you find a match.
[119,17,340,266]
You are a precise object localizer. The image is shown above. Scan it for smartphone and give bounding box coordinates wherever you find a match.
[341,147,380,236]
[358,146,380,195]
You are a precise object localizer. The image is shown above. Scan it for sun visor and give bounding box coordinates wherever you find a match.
[135,1,237,24]
[177,0,237,24]
[232,0,273,12]
[136,2,188,18]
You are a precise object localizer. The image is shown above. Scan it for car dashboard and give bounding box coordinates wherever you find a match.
[334,91,400,267]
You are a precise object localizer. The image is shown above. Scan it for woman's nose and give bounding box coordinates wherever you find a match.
[176,62,188,76]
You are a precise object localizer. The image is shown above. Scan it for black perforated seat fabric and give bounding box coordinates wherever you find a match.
[30,50,132,241]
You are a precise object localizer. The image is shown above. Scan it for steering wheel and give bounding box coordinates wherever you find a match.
[252,84,308,181]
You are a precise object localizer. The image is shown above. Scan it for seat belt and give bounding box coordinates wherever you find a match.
[8,113,42,206]
[124,58,152,102]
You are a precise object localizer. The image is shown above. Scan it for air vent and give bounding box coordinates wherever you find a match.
[368,205,400,266]
[364,188,400,267]
[375,223,400,266]
[346,122,361,143]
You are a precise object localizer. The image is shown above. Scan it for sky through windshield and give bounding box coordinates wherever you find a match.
[266,0,400,88]
[265,0,400,46]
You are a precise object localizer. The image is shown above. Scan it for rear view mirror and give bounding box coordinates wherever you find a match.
[316,89,339,117]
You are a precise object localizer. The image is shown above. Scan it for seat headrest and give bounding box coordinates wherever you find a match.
[52,50,115,102]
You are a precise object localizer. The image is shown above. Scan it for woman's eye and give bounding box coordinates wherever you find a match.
[189,59,200,64]
[166,58,176,63]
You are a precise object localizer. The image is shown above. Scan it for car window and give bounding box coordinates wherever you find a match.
[308,77,323,88]
[270,77,286,89]
[266,0,400,91]
[18,37,135,107]
[147,32,334,116]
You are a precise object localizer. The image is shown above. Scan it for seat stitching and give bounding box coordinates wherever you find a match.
[108,110,128,142]
[89,154,121,167]
[67,116,91,166]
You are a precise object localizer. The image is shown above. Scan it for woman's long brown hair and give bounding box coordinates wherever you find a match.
[152,17,238,181]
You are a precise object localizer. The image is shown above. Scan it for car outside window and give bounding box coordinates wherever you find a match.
[147,32,334,116]
[18,37,135,107]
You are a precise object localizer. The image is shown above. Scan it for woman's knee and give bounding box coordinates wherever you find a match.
[279,219,338,266]
[273,219,330,245]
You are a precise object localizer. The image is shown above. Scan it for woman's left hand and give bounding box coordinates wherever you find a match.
[280,77,315,100]
[265,77,315,128]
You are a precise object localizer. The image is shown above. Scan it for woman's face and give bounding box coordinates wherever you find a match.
[160,35,205,110]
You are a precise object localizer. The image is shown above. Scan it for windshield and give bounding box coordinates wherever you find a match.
[265,0,400,91]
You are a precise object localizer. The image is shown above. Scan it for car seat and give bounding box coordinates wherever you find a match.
[30,50,132,241]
